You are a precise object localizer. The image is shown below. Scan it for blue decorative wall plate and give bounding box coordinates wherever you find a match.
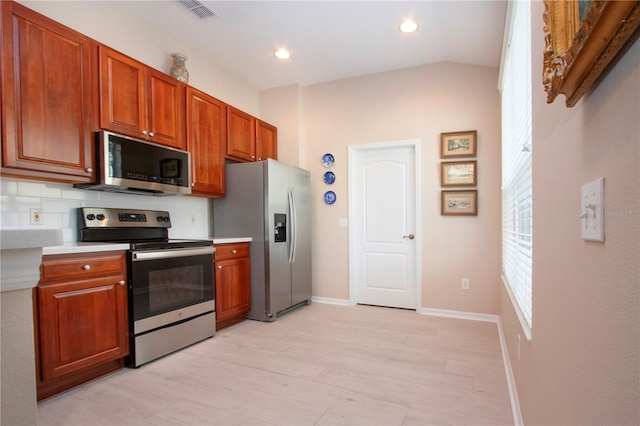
[322,153,334,168]
[324,191,336,205]
[323,171,336,185]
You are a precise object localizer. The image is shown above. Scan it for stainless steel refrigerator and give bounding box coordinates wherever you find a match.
[212,159,312,321]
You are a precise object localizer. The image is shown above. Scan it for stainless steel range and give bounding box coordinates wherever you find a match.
[78,207,215,367]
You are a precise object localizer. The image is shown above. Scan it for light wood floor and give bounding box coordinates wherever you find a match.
[37,303,513,425]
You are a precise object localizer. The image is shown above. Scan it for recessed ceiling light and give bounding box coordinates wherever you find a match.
[400,19,418,33]
[274,49,290,60]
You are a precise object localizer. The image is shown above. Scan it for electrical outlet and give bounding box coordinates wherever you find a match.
[190,215,196,225]
[30,208,43,225]
[461,278,470,290]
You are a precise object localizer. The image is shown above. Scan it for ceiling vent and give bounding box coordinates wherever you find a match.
[175,0,216,20]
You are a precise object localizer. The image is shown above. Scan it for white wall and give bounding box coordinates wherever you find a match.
[0,178,210,241]
[499,1,640,424]
[264,62,502,314]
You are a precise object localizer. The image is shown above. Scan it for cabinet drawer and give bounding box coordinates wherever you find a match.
[215,243,249,261]
[41,251,125,282]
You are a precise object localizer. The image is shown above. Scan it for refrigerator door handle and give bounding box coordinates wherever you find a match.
[288,187,297,264]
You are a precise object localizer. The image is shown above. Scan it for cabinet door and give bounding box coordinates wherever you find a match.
[186,87,226,197]
[99,45,147,139]
[38,275,129,380]
[1,1,96,183]
[146,67,186,150]
[215,257,251,322]
[226,106,256,162]
[256,119,278,161]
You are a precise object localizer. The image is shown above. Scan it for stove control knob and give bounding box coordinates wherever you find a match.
[86,214,96,221]
[96,214,105,221]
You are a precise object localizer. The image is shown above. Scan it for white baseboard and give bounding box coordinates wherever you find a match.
[419,307,499,323]
[419,307,523,426]
[310,296,351,306]
[496,318,524,426]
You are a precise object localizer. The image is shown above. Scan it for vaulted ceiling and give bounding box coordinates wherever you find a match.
[120,1,508,90]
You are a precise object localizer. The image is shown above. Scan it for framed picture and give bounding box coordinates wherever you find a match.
[542,1,640,107]
[440,130,477,158]
[441,161,477,187]
[442,190,478,216]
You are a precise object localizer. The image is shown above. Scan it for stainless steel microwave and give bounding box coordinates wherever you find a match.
[75,131,191,196]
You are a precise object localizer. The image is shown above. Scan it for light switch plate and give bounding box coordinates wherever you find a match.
[581,177,604,242]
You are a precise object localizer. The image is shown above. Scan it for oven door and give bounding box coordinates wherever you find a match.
[130,246,214,335]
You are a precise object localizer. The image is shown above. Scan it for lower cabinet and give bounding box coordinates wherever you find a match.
[35,251,129,401]
[215,242,251,331]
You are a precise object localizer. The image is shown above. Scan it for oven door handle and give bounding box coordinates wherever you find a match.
[132,246,215,261]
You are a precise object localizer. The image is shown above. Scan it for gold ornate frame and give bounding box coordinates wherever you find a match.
[543,1,640,107]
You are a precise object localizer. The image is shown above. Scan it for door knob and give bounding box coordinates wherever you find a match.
[403,234,415,240]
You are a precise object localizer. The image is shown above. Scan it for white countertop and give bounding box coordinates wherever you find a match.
[42,238,252,255]
[1,227,64,292]
[43,242,130,256]
[0,227,63,249]
[211,237,252,244]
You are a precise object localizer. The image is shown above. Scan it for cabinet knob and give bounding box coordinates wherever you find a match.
[231,249,237,254]
[149,132,155,137]
[82,264,91,271]
[141,130,147,135]
[86,167,93,173]
[118,280,125,286]
[192,182,196,187]
[257,157,262,161]
[217,265,222,269]
[251,155,255,159]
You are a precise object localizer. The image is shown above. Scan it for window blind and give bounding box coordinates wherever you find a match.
[500,0,533,328]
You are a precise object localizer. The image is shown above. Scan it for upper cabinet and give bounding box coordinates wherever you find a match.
[226,106,256,162]
[0,1,97,183]
[99,45,186,150]
[186,87,226,197]
[1,1,278,191]
[226,106,278,163]
[256,119,278,162]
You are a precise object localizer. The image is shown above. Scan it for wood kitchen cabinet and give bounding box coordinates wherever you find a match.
[99,45,186,150]
[186,87,226,197]
[215,242,251,330]
[35,251,129,401]
[256,119,278,162]
[0,1,97,183]
[226,105,278,162]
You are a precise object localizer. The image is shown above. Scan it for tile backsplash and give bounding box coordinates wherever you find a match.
[0,177,210,243]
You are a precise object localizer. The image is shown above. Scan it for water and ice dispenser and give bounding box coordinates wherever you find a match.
[274,213,287,242]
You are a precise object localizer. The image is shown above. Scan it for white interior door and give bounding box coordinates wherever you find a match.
[349,142,418,309]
